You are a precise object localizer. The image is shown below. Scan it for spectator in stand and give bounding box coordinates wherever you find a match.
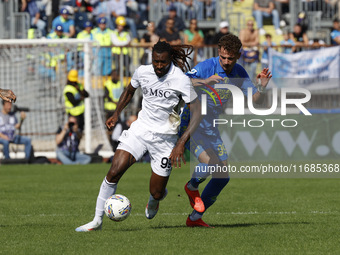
[0,100,33,161]
[239,19,260,81]
[275,0,289,24]
[21,0,47,37]
[194,0,204,20]
[253,0,282,36]
[158,17,182,45]
[108,0,138,39]
[56,115,91,165]
[139,21,160,64]
[205,0,216,19]
[261,33,276,68]
[156,6,186,34]
[212,21,230,45]
[91,17,113,76]
[140,21,160,46]
[73,0,94,12]
[289,23,308,52]
[137,0,149,27]
[51,7,76,38]
[92,0,115,30]
[280,31,295,53]
[308,38,325,50]
[183,18,204,66]
[182,0,197,20]
[325,0,339,20]
[40,0,53,32]
[330,18,340,45]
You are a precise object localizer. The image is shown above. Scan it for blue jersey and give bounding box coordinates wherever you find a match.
[184,56,257,134]
[179,56,257,160]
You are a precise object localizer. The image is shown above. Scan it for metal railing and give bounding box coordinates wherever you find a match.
[0,0,30,39]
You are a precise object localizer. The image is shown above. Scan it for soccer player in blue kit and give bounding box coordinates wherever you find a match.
[179,34,272,227]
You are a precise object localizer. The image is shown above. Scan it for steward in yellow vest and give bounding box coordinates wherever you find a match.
[91,17,113,76]
[111,16,131,55]
[63,69,89,130]
[103,69,123,119]
[91,18,112,47]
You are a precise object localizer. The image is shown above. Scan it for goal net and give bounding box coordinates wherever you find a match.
[0,39,132,158]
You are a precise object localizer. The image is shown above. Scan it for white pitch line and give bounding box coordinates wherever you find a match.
[0,211,337,218]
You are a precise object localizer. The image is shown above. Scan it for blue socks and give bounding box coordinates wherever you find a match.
[189,163,209,188]
[200,177,230,212]
[190,163,230,216]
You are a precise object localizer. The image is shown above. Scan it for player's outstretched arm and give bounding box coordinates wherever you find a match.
[169,98,201,168]
[106,83,136,130]
[190,75,224,87]
[252,68,272,104]
[0,89,16,102]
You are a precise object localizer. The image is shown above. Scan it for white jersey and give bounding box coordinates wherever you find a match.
[131,63,197,134]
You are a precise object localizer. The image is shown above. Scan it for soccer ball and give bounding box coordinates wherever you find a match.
[104,194,132,222]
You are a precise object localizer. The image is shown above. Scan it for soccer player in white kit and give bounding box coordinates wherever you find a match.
[75,40,201,232]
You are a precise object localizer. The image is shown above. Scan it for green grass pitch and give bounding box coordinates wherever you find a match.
[0,163,339,254]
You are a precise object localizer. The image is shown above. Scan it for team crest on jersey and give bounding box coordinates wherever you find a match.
[187,69,197,75]
[142,87,149,95]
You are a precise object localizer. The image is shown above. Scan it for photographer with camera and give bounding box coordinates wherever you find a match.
[55,116,91,165]
[0,100,32,161]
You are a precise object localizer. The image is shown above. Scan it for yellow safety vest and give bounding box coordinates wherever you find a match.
[111,31,129,55]
[63,84,85,116]
[77,30,93,50]
[91,28,112,46]
[104,80,122,111]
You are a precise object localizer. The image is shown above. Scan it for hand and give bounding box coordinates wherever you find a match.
[169,142,186,168]
[20,112,26,120]
[0,89,16,102]
[206,75,224,86]
[63,122,69,131]
[256,68,272,89]
[0,134,10,141]
[106,114,119,130]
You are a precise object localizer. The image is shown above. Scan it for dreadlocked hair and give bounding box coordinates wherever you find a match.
[152,40,194,73]
[218,34,242,55]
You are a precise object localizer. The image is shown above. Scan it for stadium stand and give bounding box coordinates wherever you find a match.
[0,0,339,161]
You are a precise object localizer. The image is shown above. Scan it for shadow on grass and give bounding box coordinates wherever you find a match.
[150,221,310,229]
[0,221,310,232]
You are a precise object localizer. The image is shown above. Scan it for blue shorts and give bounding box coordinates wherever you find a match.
[179,106,228,162]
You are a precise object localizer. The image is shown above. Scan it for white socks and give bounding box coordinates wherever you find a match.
[147,188,168,210]
[147,194,159,211]
[93,177,117,223]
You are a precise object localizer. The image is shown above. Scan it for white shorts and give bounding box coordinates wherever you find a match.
[117,121,178,177]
